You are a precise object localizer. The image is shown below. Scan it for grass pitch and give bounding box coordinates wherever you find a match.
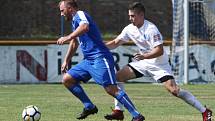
[0,83,214,121]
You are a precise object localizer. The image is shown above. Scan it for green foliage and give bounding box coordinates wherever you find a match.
[0,83,214,121]
[0,33,117,40]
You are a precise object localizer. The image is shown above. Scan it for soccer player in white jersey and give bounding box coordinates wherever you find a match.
[104,2,212,121]
[57,0,145,121]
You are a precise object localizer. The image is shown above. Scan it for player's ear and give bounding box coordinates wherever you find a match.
[138,11,144,17]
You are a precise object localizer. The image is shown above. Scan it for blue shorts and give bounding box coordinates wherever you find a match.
[67,56,117,87]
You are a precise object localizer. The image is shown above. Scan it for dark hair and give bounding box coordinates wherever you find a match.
[59,0,78,9]
[128,2,145,14]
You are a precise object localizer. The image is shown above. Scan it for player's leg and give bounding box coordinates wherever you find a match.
[163,77,212,121]
[106,65,137,118]
[105,85,145,121]
[91,57,144,120]
[105,64,145,120]
[105,65,140,120]
[103,64,144,121]
[104,82,125,120]
[115,82,125,111]
[63,61,98,120]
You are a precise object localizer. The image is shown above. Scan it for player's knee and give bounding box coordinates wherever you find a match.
[116,75,125,82]
[165,85,180,96]
[61,75,67,83]
[105,89,114,96]
[170,88,180,97]
[61,75,75,88]
[61,77,69,87]
[105,85,119,96]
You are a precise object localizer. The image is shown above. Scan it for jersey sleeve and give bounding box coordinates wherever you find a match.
[76,11,89,25]
[149,27,163,48]
[116,27,130,42]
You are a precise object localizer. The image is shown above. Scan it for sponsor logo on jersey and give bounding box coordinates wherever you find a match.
[153,34,161,42]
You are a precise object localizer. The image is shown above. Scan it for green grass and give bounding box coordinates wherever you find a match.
[0,83,214,121]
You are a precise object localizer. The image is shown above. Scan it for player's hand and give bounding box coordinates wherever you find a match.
[133,53,144,61]
[57,36,69,45]
[61,61,68,73]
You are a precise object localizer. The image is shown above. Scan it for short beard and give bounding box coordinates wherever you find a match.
[64,13,72,21]
[64,16,71,21]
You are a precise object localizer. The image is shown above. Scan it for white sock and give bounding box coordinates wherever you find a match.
[115,82,125,111]
[178,89,206,113]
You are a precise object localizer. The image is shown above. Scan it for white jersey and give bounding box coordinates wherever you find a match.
[116,20,173,81]
[116,20,169,65]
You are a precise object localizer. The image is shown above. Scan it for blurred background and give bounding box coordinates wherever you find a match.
[0,0,172,40]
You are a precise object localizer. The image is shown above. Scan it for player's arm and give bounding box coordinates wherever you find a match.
[68,23,89,40]
[61,39,79,73]
[106,38,125,50]
[57,23,89,44]
[106,25,129,49]
[133,44,164,61]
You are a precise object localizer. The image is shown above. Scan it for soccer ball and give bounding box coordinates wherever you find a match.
[22,105,41,121]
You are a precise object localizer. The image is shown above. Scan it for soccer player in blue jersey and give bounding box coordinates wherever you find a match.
[57,0,144,121]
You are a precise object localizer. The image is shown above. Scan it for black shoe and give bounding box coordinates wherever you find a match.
[104,109,124,120]
[131,114,145,121]
[76,106,98,120]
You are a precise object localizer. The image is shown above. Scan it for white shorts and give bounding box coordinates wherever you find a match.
[129,60,174,82]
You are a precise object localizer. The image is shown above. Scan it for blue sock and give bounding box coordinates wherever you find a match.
[115,90,140,118]
[68,84,94,110]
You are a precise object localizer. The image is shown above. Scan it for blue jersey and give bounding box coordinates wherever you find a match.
[72,11,111,59]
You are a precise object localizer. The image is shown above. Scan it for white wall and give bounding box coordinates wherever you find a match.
[1,44,214,84]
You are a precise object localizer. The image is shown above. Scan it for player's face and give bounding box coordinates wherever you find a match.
[59,2,74,21]
[128,10,144,28]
